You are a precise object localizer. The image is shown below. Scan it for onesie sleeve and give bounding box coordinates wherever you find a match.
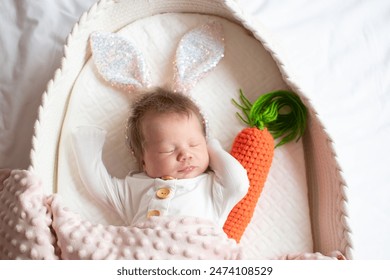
[207,138,249,213]
[71,126,126,213]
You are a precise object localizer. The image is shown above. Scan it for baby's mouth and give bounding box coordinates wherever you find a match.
[178,166,195,173]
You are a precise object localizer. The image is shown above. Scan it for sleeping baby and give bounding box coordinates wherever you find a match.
[70,87,249,259]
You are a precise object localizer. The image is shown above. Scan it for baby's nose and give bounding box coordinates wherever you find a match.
[178,150,192,161]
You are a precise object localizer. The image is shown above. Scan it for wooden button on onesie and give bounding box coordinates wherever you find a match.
[156,188,171,199]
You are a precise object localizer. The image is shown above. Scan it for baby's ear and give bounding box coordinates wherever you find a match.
[141,159,146,169]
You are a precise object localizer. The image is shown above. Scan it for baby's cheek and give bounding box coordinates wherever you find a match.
[146,158,173,178]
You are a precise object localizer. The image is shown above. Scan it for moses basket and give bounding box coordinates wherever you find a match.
[29,0,352,259]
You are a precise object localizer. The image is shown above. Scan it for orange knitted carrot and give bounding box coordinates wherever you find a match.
[223,89,307,242]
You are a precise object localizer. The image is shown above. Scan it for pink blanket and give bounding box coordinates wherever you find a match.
[0,169,344,260]
[51,196,242,260]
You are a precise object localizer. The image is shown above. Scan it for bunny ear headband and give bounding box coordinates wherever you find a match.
[89,21,225,95]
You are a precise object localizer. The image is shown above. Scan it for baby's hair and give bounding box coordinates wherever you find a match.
[126,87,206,168]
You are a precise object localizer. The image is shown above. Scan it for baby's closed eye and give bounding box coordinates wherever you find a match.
[161,151,174,155]
[159,148,175,154]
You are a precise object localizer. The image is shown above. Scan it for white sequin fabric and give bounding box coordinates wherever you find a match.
[90,32,151,91]
[172,21,225,94]
[89,21,224,94]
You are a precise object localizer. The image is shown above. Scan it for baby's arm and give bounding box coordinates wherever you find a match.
[207,138,249,199]
[71,126,125,211]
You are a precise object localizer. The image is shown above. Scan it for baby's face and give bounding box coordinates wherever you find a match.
[141,111,209,179]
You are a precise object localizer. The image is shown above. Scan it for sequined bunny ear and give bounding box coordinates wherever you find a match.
[172,21,225,94]
[90,32,151,91]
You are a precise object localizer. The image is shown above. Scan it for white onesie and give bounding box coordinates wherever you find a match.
[71,126,249,228]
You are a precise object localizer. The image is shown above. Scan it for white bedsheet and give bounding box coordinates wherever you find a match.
[1,0,389,260]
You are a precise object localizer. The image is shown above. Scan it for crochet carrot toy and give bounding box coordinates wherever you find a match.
[223,89,307,242]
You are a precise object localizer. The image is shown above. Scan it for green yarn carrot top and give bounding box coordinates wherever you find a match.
[232,89,308,147]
